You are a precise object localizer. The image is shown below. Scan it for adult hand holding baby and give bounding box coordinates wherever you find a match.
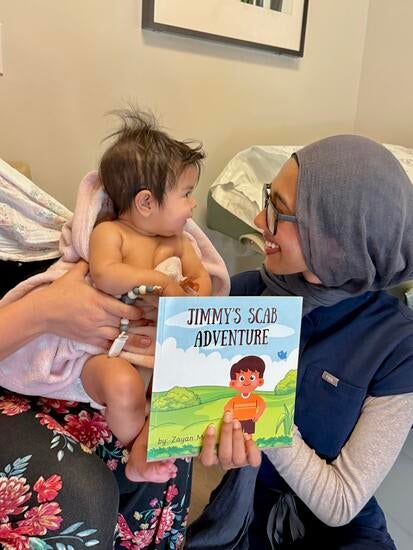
[37,260,152,350]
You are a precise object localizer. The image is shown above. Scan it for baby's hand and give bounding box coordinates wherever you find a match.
[163,280,188,297]
[180,277,200,296]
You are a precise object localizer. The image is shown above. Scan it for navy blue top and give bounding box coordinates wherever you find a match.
[230,270,413,539]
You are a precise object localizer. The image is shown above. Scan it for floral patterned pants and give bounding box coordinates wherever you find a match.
[0,391,191,550]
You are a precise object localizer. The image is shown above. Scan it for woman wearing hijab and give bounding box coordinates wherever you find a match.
[187,135,413,549]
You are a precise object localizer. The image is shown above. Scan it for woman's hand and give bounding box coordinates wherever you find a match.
[37,261,152,349]
[124,325,156,355]
[199,412,262,469]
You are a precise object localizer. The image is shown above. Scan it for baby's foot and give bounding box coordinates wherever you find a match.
[126,459,177,483]
[125,442,177,483]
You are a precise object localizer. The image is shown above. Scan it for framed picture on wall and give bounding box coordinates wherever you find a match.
[142,0,309,57]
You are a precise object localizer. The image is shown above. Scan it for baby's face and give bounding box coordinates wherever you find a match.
[155,165,198,237]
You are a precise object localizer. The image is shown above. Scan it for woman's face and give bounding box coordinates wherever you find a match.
[254,157,321,284]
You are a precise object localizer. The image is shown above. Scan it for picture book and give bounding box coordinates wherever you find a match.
[147,295,303,460]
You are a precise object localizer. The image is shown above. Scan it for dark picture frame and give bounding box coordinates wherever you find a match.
[142,0,309,57]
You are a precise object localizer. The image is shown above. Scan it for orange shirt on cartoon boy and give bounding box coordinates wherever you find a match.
[224,355,266,435]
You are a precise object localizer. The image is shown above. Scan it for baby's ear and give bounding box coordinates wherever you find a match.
[134,189,154,217]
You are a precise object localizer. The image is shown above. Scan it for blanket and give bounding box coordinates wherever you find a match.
[0,158,71,262]
[0,170,230,404]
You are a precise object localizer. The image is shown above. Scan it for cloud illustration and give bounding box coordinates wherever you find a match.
[152,337,298,393]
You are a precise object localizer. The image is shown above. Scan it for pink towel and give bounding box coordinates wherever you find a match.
[0,171,230,404]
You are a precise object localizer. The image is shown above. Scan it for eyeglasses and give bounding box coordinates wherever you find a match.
[262,183,297,235]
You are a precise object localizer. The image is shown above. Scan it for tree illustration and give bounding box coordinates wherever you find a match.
[274,369,297,395]
[152,386,200,411]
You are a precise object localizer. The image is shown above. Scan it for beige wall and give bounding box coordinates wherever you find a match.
[0,0,369,224]
[355,1,413,147]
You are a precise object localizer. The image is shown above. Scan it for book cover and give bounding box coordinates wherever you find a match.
[147,295,302,460]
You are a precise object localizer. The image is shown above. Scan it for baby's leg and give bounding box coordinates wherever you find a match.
[82,355,176,483]
[82,355,146,446]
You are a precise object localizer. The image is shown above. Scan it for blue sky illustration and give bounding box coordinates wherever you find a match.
[158,296,302,359]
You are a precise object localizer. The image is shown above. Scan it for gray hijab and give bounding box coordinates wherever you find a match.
[261,135,413,314]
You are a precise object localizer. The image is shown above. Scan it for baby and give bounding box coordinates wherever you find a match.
[82,109,212,482]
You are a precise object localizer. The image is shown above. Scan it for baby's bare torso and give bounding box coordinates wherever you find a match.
[113,220,184,269]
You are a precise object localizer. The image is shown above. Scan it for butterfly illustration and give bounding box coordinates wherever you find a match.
[277,350,287,360]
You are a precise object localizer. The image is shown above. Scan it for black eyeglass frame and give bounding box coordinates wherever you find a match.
[262,183,298,235]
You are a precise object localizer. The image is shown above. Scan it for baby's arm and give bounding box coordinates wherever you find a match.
[181,236,212,296]
[89,222,172,295]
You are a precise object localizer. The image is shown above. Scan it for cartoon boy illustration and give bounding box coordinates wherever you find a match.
[224,356,266,435]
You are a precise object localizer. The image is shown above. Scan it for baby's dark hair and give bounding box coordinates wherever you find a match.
[99,108,205,215]
[230,356,266,380]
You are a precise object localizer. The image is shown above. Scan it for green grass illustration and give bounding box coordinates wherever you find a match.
[147,386,295,460]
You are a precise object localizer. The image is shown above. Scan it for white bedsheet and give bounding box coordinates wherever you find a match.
[210,143,413,231]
